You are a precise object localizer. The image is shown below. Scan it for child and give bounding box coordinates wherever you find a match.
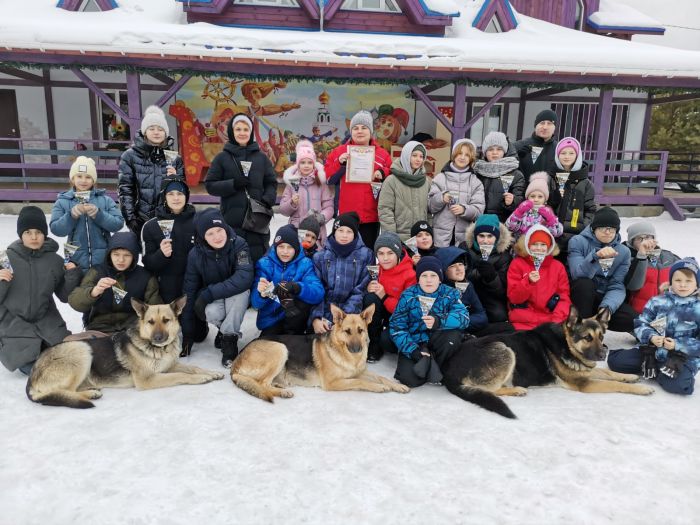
[0,206,82,374]
[389,256,469,388]
[473,131,526,222]
[251,225,324,336]
[279,140,334,246]
[299,215,321,258]
[363,231,417,362]
[181,208,254,367]
[68,231,161,334]
[310,211,374,334]
[553,137,597,256]
[608,258,700,396]
[378,141,430,241]
[50,156,124,271]
[505,171,563,240]
[428,139,485,247]
[459,214,513,324]
[435,246,488,335]
[507,225,571,330]
[408,220,437,265]
[118,106,182,236]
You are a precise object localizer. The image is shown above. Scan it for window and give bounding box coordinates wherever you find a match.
[341,0,401,13]
[234,0,300,7]
[79,0,102,11]
[485,17,502,33]
[469,104,503,145]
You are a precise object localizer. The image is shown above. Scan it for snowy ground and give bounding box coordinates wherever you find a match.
[1,211,699,525]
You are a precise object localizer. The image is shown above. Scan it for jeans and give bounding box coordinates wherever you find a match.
[204,290,250,337]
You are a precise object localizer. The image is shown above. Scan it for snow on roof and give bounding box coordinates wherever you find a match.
[1,0,699,83]
[588,0,665,31]
[418,0,461,17]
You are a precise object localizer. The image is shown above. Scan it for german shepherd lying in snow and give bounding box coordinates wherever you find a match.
[27,297,224,409]
[231,303,409,401]
[442,306,654,419]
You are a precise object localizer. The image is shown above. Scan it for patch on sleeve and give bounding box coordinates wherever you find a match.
[237,250,250,266]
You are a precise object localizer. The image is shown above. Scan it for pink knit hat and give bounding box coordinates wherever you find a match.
[295,139,316,165]
[525,172,550,200]
[556,137,581,158]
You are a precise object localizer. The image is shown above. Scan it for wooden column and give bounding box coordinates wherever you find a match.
[593,88,613,196]
[42,68,57,164]
[126,72,142,142]
[640,93,653,151]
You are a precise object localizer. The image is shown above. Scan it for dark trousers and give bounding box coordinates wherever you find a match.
[570,278,637,332]
[394,329,462,388]
[608,348,696,395]
[259,301,312,336]
[472,321,516,337]
[363,293,390,348]
[358,222,380,253]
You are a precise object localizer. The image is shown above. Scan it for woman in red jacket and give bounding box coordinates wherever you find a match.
[507,224,571,330]
[326,110,392,250]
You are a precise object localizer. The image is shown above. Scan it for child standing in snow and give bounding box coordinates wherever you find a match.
[505,171,563,241]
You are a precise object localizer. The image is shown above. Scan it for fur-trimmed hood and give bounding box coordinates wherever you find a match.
[283,162,327,186]
[463,221,512,254]
[513,224,560,258]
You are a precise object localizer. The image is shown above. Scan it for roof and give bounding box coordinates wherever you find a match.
[1,0,698,89]
[588,0,665,33]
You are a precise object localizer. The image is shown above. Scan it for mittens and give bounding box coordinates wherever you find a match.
[513,199,534,218]
[660,349,687,379]
[538,206,558,226]
[640,344,657,380]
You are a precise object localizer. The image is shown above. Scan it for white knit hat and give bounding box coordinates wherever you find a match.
[481,131,508,153]
[69,156,97,185]
[140,105,169,136]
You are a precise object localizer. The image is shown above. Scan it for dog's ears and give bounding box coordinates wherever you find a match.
[330,304,345,326]
[170,295,187,317]
[131,298,148,319]
[565,304,580,329]
[595,306,611,331]
[360,303,376,325]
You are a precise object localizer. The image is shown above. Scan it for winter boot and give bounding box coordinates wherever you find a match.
[367,342,383,363]
[221,334,239,368]
[214,330,222,349]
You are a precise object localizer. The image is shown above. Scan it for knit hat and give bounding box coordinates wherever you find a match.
[374,231,403,260]
[17,206,48,238]
[555,137,583,171]
[140,105,169,136]
[435,246,469,276]
[534,109,557,127]
[525,172,550,200]
[528,229,553,249]
[299,215,321,238]
[195,208,229,240]
[350,110,374,131]
[590,207,621,232]
[333,211,360,237]
[295,139,316,165]
[451,138,477,158]
[163,178,188,196]
[473,214,501,240]
[416,256,444,281]
[481,131,508,153]
[669,257,700,285]
[410,220,433,238]
[626,221,656,243]
[273,224,300,254]
[69,156,97,185]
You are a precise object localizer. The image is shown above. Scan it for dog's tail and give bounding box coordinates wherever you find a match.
[26,382,94,409]
[443,379,516,419]
[231,373,277,403]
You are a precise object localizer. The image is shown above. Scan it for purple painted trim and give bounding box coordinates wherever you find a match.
[154,74,192,108]
[586,18,665,34]
[0,66,44,83]
[451,83,468,144]
[43,69,58,163]
[177,0,229,14]
[524,87,569,100]
[300,0,320,19]
[57,0,118,11]
[473,0,517,31]
[463,85,509,130]
[411,85,453,130]
[593,89,613,196]
[402,0,453,26]
[323,0,344,20]
[126,72,142,142]
[71,67,129,122]
[640,93,652,151]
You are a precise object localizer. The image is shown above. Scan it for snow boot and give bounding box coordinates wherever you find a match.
[214,330,222,349]
[221,334,239,368]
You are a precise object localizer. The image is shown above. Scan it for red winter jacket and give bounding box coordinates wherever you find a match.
[325,138,392,224]
[507,247,571,331]
[378,250,417,314]
[629,266,671,314]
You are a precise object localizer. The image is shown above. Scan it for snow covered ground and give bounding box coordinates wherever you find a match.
[1,211,699,525]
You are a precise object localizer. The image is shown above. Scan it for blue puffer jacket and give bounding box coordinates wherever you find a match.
[49,188,124,271]
[389,283,469,357]
[310,237,375,323]
[568,226,631,312]
[251,245,324,330]
[634,291,700,372]
[181,221,254,337]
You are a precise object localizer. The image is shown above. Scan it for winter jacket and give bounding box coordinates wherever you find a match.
[181,220,254,338]
[310,237,375,323]
[278,164,334,246]
[568,226,631,313]
[555,162,597,253]
[378,158,431,241]
[505,205,564,239]
[50,188,124,271]
[507,228,572,330]
[325,139,392,224]
[389,283,469,358]
[623,243,680,314]
[514,133,561,210]
[142,204,197,303]
[251,245,325,330]
[458,222,513,323]
[473,158,526,223]
[428,165,485,247]
[377,250,417,314]
[634,290,700,373]
[0,238,82,371]
[68,233,161,333]
[118,134,184,227]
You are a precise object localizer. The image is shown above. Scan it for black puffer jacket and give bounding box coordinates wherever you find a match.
[555,161,597,254]
[118,133,184,229]
[475,169,526,223]
[514,133,561,210]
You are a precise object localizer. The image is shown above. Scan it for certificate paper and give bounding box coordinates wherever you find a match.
[346,145,375,183]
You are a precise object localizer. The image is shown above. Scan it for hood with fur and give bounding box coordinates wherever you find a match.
[463,221,512,254]
[514,224,559,258]
[283,162,327,186]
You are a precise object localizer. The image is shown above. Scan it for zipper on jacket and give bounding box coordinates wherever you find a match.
[84,215,93,267]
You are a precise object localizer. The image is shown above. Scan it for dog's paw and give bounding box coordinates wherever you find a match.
[634,384,655,396]
[278,389,294,398]
[620,373,641,383]
[394,383,410,394]
[84,389,102,399]
[511,386,528,397]
[208,371,225,381]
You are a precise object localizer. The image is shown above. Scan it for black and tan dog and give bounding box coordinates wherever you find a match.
[442,306,654,419]
[27,297,224,409]
[231,303,409,401]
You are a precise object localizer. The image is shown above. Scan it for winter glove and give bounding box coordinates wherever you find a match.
[475,260,497,282]
[660,349,687,379]
[411,344,431,379]
[180,336,194,358]
[426,358,443,385]
[537,206,558,226]
[194,296,208,322]
[640,344,657,380]
[233,169,251,190]
[281,281,301,296]
[513,199,533,218]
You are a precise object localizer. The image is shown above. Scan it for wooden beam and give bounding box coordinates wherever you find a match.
[126,72,142,142]
[640,93,653,151]
[0,66,43,83]
[651,93,700,105]
[43,68,58,164]
[71,67,129,122]
[154,74,192,108]
[524,87,568,100]
[451,83,468,144]
[593,89,614,196]
[411,85,453,132]
[462,85,510,132]
[517,88,527,139]
[150,72,176,86]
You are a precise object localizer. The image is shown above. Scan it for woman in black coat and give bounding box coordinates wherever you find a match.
[204,113,278,261]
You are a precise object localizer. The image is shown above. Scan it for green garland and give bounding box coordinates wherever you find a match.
[1,59,698,95]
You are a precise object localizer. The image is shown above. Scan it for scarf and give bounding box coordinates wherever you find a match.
[327,236,359,258]
[473,156,520,178]
[449,162,471,174]
[390,159,427,188]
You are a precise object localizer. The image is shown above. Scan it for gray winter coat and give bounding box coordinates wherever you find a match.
[378,157,431,241]
[0,238,82,371]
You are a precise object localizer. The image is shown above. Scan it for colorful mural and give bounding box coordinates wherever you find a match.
[169,77,416,185]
